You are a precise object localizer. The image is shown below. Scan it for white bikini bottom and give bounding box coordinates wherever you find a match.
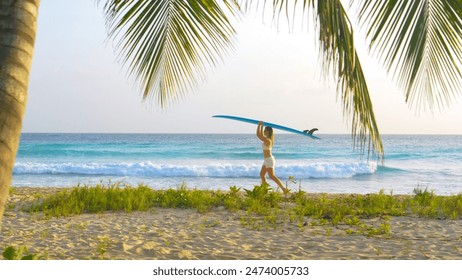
[263,156,275,168]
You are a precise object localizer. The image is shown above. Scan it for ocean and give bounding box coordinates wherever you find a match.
[12,133,462,195]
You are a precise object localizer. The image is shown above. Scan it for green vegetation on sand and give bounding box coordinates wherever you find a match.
[19,183,462,224]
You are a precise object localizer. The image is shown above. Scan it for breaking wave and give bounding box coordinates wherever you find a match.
[14,161,377,179]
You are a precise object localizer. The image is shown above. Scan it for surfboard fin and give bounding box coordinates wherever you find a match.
[303,128,318,135]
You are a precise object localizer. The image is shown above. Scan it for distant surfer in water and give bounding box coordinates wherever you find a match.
[257,121,289,193]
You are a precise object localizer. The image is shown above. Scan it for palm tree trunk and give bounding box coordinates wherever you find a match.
[0,0,40,224]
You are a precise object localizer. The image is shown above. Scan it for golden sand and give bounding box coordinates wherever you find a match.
[1,187,461,260]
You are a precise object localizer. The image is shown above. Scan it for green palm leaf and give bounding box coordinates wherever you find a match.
[315,0,382,158]
[101,0,239,106]
[357,0,462,110]
[267,0,383,158]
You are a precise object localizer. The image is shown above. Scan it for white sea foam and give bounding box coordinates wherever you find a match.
[13,161,377,179]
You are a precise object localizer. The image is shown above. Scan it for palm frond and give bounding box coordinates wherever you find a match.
[316,0,382,159]
[268,0,384,159]
[101,0,239,106]
[357,0,462,111]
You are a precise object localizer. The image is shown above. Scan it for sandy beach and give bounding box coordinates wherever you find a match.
[1,187,461,260]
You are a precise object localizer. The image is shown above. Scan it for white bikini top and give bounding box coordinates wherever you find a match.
[262,142,272,151]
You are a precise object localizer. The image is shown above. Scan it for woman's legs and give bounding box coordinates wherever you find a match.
[267,168,289,193]
[261,166,289,193]
[260,165,268,185]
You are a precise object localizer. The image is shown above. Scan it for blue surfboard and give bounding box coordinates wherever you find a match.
[213,115,320,140]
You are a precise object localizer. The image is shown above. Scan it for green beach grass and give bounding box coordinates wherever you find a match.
[17,182,462,231]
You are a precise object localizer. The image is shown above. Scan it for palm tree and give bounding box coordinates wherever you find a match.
[0,0,40,223]
[0,0,461,223]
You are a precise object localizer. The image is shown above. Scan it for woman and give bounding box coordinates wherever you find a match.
[256,121,289,193]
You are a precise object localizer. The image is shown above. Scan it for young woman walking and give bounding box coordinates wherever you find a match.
[256,121,289,193]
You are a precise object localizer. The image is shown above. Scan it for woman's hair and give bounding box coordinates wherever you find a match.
[264,126,274,141]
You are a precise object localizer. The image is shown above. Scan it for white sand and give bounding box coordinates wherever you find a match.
[1,187,461,259]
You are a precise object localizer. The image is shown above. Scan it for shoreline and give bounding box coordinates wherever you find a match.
[1,187,461,260]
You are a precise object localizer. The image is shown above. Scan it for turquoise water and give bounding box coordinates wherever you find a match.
[13,133,462,195]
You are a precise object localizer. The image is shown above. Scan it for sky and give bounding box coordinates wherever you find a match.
[23,0,462,134]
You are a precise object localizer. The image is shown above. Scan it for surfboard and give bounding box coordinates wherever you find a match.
[213,115,320,139]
